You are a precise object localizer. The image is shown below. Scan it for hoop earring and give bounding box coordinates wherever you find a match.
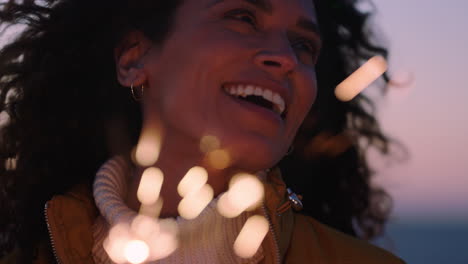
[130,83,144,101]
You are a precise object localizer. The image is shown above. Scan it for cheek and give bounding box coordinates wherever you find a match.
[296,70,318,118]
[285,71,317,140]
[196,32,255,72]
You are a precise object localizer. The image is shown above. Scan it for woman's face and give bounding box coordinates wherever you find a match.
[142,0,321,171]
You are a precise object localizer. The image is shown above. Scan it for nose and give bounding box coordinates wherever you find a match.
[254,35,298,78]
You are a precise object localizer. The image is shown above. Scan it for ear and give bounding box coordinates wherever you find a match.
[115,31,153,87]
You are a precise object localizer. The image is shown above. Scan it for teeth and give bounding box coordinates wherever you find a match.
[254,87,262,96]
[245,85,254,95]
[273,93,286,114]
[262,89,273,102]
[224,84,286,115]
[237,85,245,97]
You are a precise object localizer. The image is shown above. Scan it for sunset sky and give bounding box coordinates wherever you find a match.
[370,0,468,221]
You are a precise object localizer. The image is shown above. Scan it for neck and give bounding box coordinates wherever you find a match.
[126,133,242,218]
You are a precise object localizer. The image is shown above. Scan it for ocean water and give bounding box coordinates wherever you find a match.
[374,221,468,264]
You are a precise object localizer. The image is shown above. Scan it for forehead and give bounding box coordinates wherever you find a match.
[207,0,317,21]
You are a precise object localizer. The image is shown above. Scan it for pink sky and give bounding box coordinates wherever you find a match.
[370,0,468,221]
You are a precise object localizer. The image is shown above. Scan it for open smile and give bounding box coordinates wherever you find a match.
[222,83,288,119]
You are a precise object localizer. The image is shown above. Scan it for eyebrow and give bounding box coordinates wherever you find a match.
[208,0,272,13]
[209,0,320,36]
[297,17,321,37]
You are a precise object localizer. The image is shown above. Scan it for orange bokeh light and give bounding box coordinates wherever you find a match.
[335,56,387,102]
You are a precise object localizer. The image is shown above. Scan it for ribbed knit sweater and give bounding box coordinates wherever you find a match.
[91,156,265,264]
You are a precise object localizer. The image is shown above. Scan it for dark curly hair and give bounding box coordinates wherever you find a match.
[0,0,395,261]
[280,0,393,238]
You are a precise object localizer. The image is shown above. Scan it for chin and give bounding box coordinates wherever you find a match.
[225,137,286,173]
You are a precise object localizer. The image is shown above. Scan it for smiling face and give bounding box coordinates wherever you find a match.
[141,0,321,172]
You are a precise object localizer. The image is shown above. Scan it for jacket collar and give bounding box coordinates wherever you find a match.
[45,168,296,264]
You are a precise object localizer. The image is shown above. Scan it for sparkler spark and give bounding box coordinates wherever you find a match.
[335,56,388,102]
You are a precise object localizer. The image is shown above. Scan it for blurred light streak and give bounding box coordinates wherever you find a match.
[177,166,208,197]
[124,240,150,264]
[217,173,264,218]
[135,122,163,167]
[104,223,131,264]
[178,184,214,219]
[146,219,179,260]
[233,215,269,258]
[130,215,160,241]
[105,217,179,263]
[335,56,388,101]
[138,198,163,218]
[137,167,164,205]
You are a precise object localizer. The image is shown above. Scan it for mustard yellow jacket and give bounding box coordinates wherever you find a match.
[3,171,405,264]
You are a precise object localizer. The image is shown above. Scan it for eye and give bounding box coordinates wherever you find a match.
[292,39,315,53]
[292,38,319,65]
[225,9,257,27]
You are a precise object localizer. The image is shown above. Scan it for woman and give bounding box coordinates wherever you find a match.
[0,0,403,263]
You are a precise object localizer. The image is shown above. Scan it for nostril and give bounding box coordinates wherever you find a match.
[263,60,281,67]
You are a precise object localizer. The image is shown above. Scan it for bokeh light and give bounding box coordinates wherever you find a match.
[233,215,269,258]
[217,192,241,218]
[335,55,388,101]
[105,216,179,263]
[4,157,16,171]
[135,124,162,167]
[178,184,214,219]
[147,219,179,260]
[123,240,150,264]
[104,223,131,264]
[138,198,163,218]
[137,167,164,205]
[177,166,208,197]
[199,135,221,153]
[207,149,231,170]
[217,173,264,218]
[130,215,160,241]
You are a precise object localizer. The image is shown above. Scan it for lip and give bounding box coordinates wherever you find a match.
[223,91,285,125]
[222,80,292,114]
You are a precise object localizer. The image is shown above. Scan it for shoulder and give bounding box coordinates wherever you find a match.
[46,183,98,232]
[284,214,405,264]
[45,183,98,264]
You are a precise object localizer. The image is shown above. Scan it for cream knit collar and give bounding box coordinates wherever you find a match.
[91,156,265,264]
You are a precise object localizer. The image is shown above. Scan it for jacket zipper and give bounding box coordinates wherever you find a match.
[44,201,62,264]
[262,204,281,264]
